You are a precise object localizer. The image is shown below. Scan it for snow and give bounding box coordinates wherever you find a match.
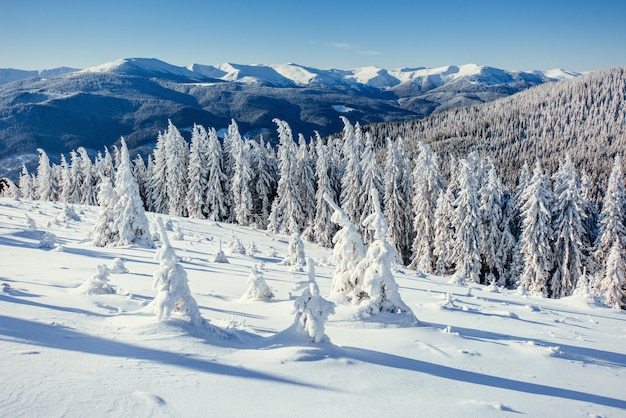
[331,105,355,113]
[1,197,625,417]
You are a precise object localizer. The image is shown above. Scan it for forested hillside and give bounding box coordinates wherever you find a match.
[3,115,624,309]
[366,67,626,198]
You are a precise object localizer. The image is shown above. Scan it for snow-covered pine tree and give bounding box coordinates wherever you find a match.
[268,119,302,236]
[77,147,97,206]
[92,174,118,247]
[151,217,203,326]
[18,165,35,201]
[76,264,115,295]
[356,188,415,319]
[164,120,189,217]
[111,138,154,248]
[185,124,210,219]
[132,154,149,209]
[551,155,585,298]
[231,126,254,226]
[310,134,337,248]
[149,131,169,214]
[67,150,83,204]
[291,258,335,343]
[519,160,554,297]
[35,148,54,201]
[479,162,507,285]
[359,132,384,244]
[242,263,274,301]
[297,134,317,239]
[339,117,363,227]
[281,232,306,272]
[249,136,276,229]
[205,126,229,222]
[383,137,414,265]
[58,154,72,203]
[409,141,444,273]
[594,156,626,307]
[324,192,366,302]
[433,187,456,275]
[451,157,483,285]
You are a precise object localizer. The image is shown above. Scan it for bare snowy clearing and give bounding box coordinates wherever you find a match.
[0,197,624,417]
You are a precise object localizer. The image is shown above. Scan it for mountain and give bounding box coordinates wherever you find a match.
[0,58,577,178]
[366,66,626,197]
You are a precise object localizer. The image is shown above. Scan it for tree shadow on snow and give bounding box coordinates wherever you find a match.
[331,344,626,410]
[0,315,325,390]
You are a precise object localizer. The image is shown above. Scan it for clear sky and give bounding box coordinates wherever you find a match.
[1,0,625,72]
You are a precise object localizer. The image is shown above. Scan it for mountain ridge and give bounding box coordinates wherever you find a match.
[0,57,580,179]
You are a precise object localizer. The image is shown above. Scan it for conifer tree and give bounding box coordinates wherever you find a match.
[132,154,149,209]
[409,142,444,272]
[18,165,35,200]
[231,129,254,226]
[383,137,414,265]
[58,154,72,203]
[205,127,229,222]
[551,156,585,298]
[433,188,456,275]
[297,134,317,238]
[78,147,97,206]
[164,120,189,217]
[324,193,366,302]
[355,189,415,318]
[243,263,274,301]
[310,135,337,247]
[111,138,154,248]
[452,158,483,284]
[185,124,210,219]
[151,217,203,326]
[480,163,507,285]
[249,136,276,229]
[594,156,626,307]
[339,117,363,226]
[519,161,554,296]
[291,258,335,343]
[92,174,118,247]
[35,148,54,201]
[268,119,302,235]
[359,132,384,244]
[149,131,169,214]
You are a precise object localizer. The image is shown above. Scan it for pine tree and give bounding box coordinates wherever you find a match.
[92,174,118,247]
[594,156,626,307]
[149,131,169,214]
[18,165,35,200]
[151,217,203,326]
[250,136,276,229]
[324,193,366,302]
[480,163,507,285]
[268,119,302,235]
[164,120,189,217]
[205,127,229,222]
[291,258,335,343]
[383,137,413,265]
[452,158,483,285]
[68,150,83,204]
[243,263,274,301]
[310,135,337,247]
[231,128,254,226]
[433,188,456,275]
[551,156,585,298]
[77,147,97,206]
[111,138,154,248]
[35,148,54,201]
[132,154,149,209]
[58,154,72,203]
[185,124,209,219]
[409,142,444,272]
[359,132,384,244]
[519,161,554,296]
[339,117,363,226]
[281,233,306,272]
[355,189,415,319]
[297,134,317,238]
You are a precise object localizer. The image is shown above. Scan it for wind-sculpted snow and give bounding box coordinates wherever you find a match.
[0,197,625,417]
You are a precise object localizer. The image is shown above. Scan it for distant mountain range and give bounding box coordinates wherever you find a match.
[0,57,579,178]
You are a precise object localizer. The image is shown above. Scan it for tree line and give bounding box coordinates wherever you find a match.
[2,116,625,309]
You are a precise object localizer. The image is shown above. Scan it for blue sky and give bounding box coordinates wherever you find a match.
[1,0,625,72]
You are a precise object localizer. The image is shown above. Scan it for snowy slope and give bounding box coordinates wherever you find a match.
[0,197,624,417]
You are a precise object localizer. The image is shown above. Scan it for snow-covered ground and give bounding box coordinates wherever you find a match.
[1,197,624,417]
